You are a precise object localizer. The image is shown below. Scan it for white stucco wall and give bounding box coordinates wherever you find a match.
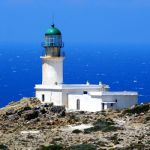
[35,89,63,106]
[35,84,106,108]
[61,84,108,108]
[68,94,102,112]
[68,92,138,112]
[36,90,52,103]
[50,91,63,106]
[103,95,137,109]
[35,84,138,112]
[99,92,138,109]
[42,57,64,85]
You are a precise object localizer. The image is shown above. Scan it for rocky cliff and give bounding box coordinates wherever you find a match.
[0,98,150,150]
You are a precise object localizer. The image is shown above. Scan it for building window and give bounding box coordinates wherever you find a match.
[111,103,113,107]
[77,99,80,110]
[42,94,45,102]
[102,103,104,110]
[83,91,88,94]
[115,99,117,102]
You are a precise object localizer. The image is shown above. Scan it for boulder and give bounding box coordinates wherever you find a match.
[50,106,66,114]
[24,110,39,120]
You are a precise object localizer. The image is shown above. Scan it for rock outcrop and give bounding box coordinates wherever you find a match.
[0,98,150,150]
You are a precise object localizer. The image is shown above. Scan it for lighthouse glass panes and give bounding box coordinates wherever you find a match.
[45,35,62,47]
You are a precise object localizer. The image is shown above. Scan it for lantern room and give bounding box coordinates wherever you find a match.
[43,24,64,57]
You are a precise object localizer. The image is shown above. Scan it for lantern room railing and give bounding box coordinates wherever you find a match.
[41,41,64,48]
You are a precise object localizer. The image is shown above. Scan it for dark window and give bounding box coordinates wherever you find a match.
[77,99,80,110]
[83,91,88,94]
[42,94,45,102]
[111,103,113,107]
[115,99,117,102]
[102,103,104,110]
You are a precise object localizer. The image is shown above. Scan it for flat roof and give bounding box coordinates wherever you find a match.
[35,84,109,90]
[89,91,138,96]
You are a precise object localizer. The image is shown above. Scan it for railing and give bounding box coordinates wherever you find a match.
[41,41,64,48]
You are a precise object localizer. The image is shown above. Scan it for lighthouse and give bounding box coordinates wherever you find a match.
[35,24,66,105]
[35,24,138,111]
[41,24,64,85]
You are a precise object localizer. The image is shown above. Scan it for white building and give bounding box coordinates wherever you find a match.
[35,24,138,112]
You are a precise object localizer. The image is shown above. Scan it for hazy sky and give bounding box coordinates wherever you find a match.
[0,0,150,45]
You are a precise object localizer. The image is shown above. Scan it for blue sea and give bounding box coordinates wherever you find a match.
[0,44,150,107]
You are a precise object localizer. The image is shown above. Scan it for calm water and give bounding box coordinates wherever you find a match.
[0,44,150,107]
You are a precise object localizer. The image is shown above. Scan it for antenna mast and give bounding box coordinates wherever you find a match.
[52,14,55,25]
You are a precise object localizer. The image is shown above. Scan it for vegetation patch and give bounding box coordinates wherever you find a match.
[67,144,96,150]
[72,129,82,134]
[84,118,119,133]
[126,143,146,150]
[68,114,80,123]
[122,104,150,115]
[37,144,63,150]
[145,116,150,122]
[0,144,8,150]
[109,143,146,150]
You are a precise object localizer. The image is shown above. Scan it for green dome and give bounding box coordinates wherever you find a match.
[45,24,61,35]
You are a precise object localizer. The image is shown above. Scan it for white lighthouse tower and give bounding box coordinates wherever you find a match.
[35,23,138,111]
[41,24,64,85]
[35,24,65,105]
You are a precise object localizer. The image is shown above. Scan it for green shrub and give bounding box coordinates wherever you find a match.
[72,129,82,134]
[37,144,63,150]
[119,143,146,150]
[127,143,146,150]
[67,144,96,150]
[145,116,150,121]
[123,104,149,115]
[93,118,114,126]
[0,144,8,150]
[68,114,80,122]
[102,126,119,132]
[110,143,146,150]
[84,118,118,133]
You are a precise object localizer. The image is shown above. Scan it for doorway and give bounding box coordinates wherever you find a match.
[77,99,80,110]
[42,94,45,102]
